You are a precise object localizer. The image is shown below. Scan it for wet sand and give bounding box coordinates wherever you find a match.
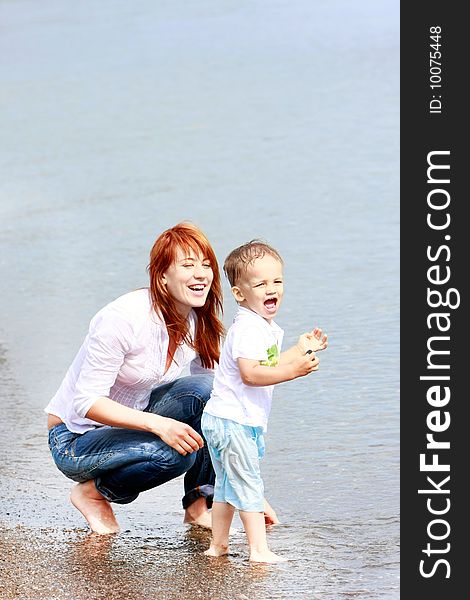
[0,450,285,600]
[0,524,278,600]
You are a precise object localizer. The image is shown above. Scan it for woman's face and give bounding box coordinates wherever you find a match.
[162,247,214,316]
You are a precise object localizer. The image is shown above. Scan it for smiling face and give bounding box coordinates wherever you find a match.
[162,247,214,317]
[232,254,284,322]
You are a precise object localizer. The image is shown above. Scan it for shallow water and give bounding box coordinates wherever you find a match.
[0,1,399,597]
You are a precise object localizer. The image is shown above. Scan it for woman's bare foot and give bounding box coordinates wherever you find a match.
[263,498,280,526]
[249,549,288,563]
[204,543,229,557]
[183,496,212,529]
[70,480,120,535]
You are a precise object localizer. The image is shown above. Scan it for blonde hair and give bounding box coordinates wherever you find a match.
[223,240,283,287]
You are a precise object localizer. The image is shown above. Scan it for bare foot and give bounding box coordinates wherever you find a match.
[186,511,212,528]
[249,549,288,563]
[204,544,228,557]
[183,496,212,529]
[263,498,280,526]
[70,480,120,535]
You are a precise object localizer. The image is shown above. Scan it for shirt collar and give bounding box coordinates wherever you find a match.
[234,306,282,333]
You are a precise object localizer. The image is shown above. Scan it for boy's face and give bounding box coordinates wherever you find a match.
[232,254,284,322]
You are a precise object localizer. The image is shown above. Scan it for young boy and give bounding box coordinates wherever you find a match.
[202,240,327,563]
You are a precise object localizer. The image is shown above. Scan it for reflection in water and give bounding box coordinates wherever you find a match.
[60,527,270,600]
[71,530,116,562]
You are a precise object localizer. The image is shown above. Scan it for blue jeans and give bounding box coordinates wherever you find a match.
[48,374,215,508]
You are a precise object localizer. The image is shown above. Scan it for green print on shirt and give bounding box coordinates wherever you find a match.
[260,344,279,367]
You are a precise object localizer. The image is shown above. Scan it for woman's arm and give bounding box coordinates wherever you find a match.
[86,397,204,455]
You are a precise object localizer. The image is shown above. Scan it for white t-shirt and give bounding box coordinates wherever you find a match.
[204,306,284,432]
[44,288,211,434]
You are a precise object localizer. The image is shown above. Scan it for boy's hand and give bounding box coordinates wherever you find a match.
[298,327,328,354]
[290,351,319,378]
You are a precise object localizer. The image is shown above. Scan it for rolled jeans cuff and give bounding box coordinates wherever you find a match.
[182,484,214,510]
[95,478,139,505]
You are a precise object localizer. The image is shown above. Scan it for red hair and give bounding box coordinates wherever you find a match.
[147,222,224,369]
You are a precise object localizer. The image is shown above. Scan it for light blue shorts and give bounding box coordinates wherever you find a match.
[201,412,265,512]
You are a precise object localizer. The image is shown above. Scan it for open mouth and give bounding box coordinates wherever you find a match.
[188,284,207,296]
[264,298,278,312]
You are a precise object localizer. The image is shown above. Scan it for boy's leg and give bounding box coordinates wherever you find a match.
[239,511,287,563]
[204,502,235,557]
[216,424,287,563]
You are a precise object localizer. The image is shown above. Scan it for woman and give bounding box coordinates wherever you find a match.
[45,222,224,534]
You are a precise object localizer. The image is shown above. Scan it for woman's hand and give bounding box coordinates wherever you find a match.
[264,498,280,526]
[150,414,204,456]
[86,397,204,456]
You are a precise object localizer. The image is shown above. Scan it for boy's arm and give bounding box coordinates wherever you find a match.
[238,352,319,386]
[279,344,304,365]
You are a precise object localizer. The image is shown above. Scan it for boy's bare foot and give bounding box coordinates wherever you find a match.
[70,480,120,535]
[183,497,212,529]
[204,544,229,557]
[249,549,288,563]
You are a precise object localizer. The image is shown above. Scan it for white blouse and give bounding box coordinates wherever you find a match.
[44,288,211,433]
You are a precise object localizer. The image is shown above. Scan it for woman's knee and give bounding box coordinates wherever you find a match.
[166,448,196,477]
[189,373,214,404]
[147,374,214,414]
[143,439,195,469]
[132,441,196,478]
